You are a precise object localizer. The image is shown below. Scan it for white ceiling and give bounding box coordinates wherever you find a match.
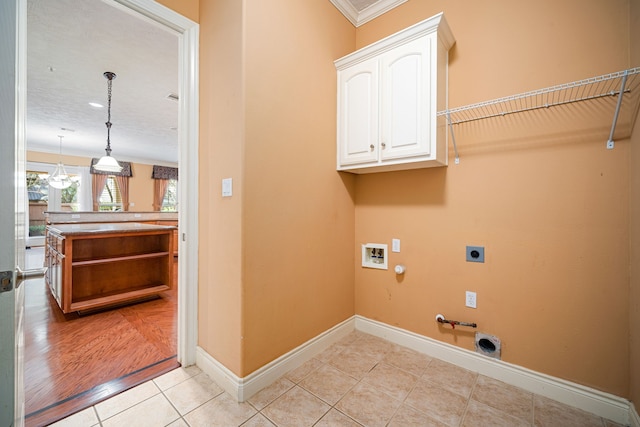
[26,0,402,166]
[27,0,179,165]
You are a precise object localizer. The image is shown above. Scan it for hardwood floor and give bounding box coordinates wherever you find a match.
[23,248,179,427]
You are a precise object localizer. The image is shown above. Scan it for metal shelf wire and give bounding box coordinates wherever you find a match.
[438,67,640,163]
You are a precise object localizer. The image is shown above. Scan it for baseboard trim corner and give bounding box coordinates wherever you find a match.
[196,316,355,402]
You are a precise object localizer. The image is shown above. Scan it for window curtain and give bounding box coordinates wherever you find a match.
[91,174,108,211]
[89,158,133,211]
[152,165,178,212]
[153,179,169,211]
[114,175,130,211]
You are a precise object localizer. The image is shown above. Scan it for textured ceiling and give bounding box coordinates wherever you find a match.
[27,0,179,165]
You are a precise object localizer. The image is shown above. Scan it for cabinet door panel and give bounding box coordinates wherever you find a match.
[381,36,431,160]
[338,58,379,166]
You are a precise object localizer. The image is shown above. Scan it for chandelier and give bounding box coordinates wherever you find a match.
[48,135,72,189]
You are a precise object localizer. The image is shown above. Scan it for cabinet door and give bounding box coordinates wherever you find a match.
[380,35,432,161]
[337,57,379,166]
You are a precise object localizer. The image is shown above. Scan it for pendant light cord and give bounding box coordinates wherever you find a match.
[58,135,63,160]
[104,71,116,156]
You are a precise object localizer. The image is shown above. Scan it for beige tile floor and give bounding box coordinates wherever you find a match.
[50,331,625,427]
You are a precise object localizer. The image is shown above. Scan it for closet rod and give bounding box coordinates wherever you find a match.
[438,67,640,126]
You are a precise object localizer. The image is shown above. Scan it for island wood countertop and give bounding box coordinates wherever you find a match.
[47,222,176,236]
[45,211,178,224]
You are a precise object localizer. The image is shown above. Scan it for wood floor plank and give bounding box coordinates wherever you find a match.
[23,251,178,427]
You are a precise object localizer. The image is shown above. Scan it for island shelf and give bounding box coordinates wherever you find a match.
[45,222,176,314]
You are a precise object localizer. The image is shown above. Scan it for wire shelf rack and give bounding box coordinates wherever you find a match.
[437,67,640,163]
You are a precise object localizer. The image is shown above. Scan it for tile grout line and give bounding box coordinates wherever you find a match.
[458,373,480,426]
[531,389,535,427]
[91,406,103,427]
[159,383,191,426]
[264,338,426,426]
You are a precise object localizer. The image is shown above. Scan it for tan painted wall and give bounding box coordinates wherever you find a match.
[197,0,355,377]
[242,0,355,374]
[197,0,245,374]
[155,0,198,23]
[629,0,640,411]
[26,150,158,212]
[353,0,631,396]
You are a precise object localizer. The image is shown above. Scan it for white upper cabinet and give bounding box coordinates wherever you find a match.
[335,13,455,173]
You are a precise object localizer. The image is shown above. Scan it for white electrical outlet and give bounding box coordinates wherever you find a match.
[466,291,477,308]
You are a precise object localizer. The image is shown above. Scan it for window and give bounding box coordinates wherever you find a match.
[99,176,123,211]
[27,171,49,237]
[27,170,81,236]
[161,179,178,211]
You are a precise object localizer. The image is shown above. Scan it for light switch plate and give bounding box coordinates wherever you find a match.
[392,238,400,253]
[222,178,232,197]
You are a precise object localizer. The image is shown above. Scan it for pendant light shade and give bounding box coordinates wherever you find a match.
[93,155,122,172]
[94,71,123,173]
[49,135,72,189]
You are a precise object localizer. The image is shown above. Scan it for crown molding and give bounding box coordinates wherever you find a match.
[330,0,408,27]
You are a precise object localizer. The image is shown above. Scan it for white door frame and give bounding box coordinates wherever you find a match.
[105,0,200,366]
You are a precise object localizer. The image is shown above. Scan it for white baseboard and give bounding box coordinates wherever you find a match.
[631,402,640,427]
[196,314,633,426]
[355,315,632,426]
[196,316,355,402]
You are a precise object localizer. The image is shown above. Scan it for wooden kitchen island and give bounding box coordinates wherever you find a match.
[45,222,176,314]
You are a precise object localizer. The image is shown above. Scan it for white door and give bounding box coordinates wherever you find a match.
[0,0,40,426]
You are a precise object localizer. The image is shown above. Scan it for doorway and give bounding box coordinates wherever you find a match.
[21,0,198,424]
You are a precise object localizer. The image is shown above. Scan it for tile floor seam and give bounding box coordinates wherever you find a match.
[166,385,216,423]
[323,358,404,427]
[94,385,162,423]
[261,370,363,427]
[321,377,361,425]
[91,405,103,427]
[159,386,181,414]
[458,373,480,427]
[531,390,535,427]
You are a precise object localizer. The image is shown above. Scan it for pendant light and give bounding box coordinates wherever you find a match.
[93,71,123,173]
[49,135,72,189]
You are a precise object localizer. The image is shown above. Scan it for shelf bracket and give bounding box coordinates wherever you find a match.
[446,111,460,164]
[606,70,629,150]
